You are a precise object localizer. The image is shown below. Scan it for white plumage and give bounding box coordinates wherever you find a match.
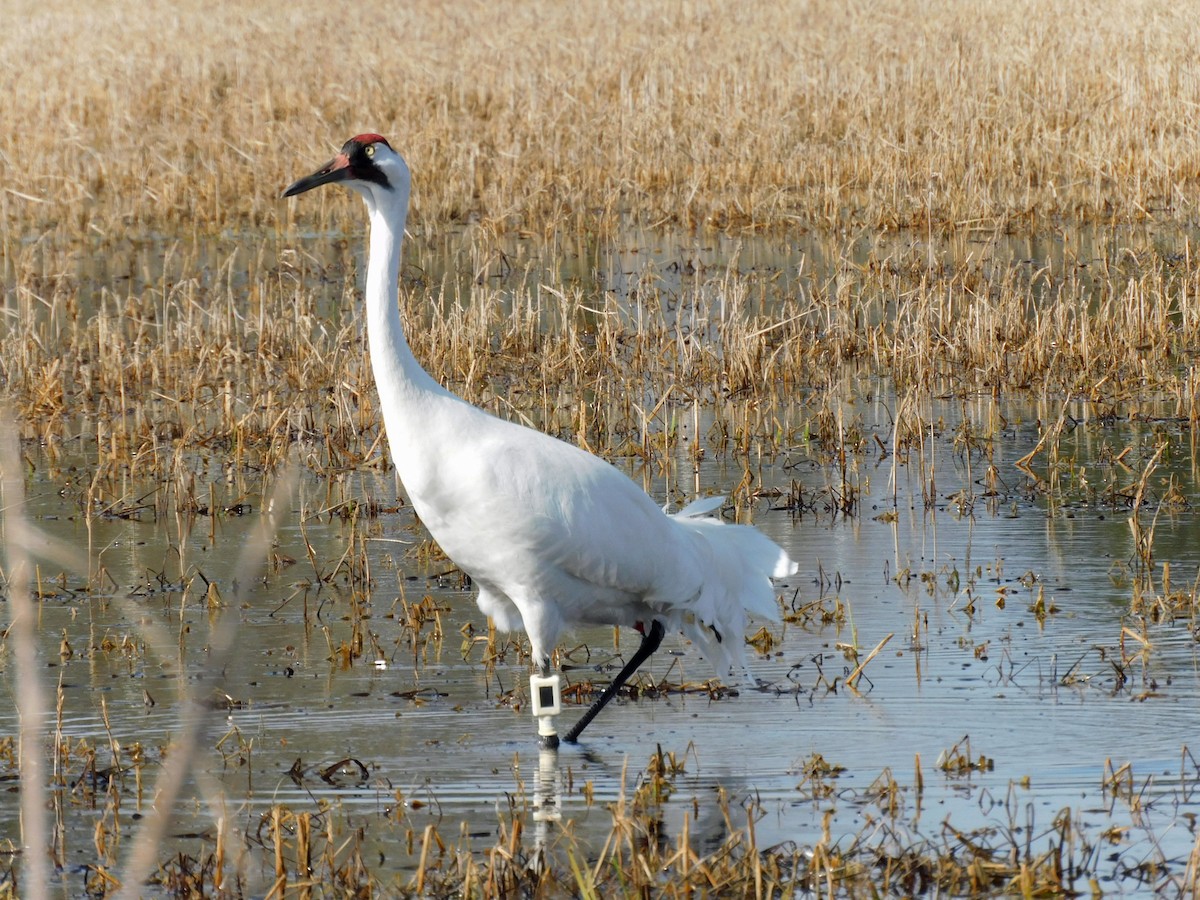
[284,135,796,741]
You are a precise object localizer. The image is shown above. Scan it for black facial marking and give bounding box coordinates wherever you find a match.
[342,139,391,190]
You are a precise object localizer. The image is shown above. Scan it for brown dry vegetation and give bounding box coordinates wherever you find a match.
[5,0,1200,240]
[5,0,1200,469]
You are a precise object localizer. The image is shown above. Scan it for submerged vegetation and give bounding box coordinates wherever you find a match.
[4,0,1200,896]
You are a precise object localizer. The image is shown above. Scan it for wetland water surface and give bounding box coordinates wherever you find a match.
[12,391,1200,894]
[5,226,1200,895]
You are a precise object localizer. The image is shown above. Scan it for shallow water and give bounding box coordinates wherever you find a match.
[7,384,1200,894]
[6,223,1200,894]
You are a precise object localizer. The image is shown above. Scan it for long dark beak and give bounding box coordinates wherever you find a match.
[282,153,352,197]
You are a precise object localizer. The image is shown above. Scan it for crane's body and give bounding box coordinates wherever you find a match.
[285,135,796,745]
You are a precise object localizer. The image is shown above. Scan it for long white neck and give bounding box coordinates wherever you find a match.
[361,194,455,473]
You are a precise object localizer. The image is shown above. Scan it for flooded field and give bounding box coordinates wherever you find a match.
[4,219,1200,895]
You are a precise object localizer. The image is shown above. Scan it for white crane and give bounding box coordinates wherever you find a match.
[283,135,797,747]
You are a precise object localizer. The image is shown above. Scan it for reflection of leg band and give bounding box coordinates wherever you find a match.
[533,746,562,824]
[530,672,562,749]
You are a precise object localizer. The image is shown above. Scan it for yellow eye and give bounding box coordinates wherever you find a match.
[365,145,375,158]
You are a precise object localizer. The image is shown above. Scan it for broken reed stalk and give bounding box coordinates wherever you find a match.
[1014,400,1071,473]
[845,632,894,689]
[1128,441,1166,571]
[295,813,311,900]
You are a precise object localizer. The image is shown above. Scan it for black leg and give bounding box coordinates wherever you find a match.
[563,620,665,744]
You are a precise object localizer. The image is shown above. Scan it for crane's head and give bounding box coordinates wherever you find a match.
[282,134,410,209]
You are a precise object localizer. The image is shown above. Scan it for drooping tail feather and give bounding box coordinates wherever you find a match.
[667,501,797,680]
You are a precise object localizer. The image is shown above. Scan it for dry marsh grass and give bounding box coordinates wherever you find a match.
[11,222,1200,491]
[10,736,1193,897]
[5,0,1200,246]
[7,0,1200,469]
